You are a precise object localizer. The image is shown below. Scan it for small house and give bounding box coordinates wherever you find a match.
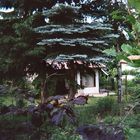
[46,59,106,96]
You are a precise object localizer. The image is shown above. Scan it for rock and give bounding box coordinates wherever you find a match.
[76,124,125,140]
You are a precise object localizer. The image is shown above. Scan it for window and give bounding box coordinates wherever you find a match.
[81,71,96,87]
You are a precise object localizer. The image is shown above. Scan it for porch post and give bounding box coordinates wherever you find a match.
[77,71,81,85]
[95,70,99,93]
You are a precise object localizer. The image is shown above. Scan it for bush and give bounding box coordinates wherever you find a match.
[16,97,26,108]
[0,98,4,107]
[76,106,96,125]
[103,116,121,124]
[123,114,140,140]
[49,126,81,140]
[99,76,116,90]
[95,96,116,116]
[126,76,140,114]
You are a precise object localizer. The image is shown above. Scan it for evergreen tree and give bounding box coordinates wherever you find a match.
[0,0,131,102]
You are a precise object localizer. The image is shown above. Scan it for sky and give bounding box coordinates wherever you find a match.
[0,7,14,19]
[0,7,14,13]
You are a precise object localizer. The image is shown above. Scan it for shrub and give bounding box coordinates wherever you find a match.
[123,114,140,140]
[95,96,116,116]
[76,106,96,125]
[0,98,4,107]
[104,116,121,124]
[49,126,81,140]
[16,97,26,108]
[126,76,140,114]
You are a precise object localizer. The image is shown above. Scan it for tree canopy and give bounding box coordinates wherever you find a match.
[0,0,131,100]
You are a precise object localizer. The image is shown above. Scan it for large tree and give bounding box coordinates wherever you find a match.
[0,0,130,102]
[34,2,124,100]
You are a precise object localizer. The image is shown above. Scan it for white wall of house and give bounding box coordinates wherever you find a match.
[76,70,100,96]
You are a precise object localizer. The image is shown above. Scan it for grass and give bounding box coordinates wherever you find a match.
[86,97,100,106]
[75,96,140,140]
[75,97,99,125]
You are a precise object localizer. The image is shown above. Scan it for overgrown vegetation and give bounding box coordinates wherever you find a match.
[0,0,140,140]
[0,94,139,139]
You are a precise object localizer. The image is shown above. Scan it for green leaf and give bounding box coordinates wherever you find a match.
[103,48,116,56]
[110,10,120,17]
[126,15,136,24]
[131,47,140,55]
[110,10,124,20]
[26,47,46,56]
[134,21,140,33]
[121,44,133,54]
[128,0,140,12]
[127,59,140,67]
[117,53,131,62]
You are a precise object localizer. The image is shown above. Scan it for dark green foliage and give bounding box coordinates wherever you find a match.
[43,124,81,140]
[128,0,140,12]
[95,97,116,116]
[0,15,47,86]
[0,1,139,139]
[0,0,130,98]
[32,12,46,28]
[125,75,140,114]
[76,106,96,125]
[123,114,140,140]
[45,4,80,24]
[16,97,26,108]
[103,116,120,124]
[34,1,125,64]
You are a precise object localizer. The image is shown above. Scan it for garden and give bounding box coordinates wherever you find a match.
[0,75,140,140]
[0,0,140,140]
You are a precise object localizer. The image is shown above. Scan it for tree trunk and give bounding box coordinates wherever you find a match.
[40,80,45,104]
[68,61,77,100]
[69,87,75,100]
[115,43,123,103]
[40,74,48,104]
[68,69,76,100]
[117,62,123,103]
[125,75,128,101]
[110,77,115,90]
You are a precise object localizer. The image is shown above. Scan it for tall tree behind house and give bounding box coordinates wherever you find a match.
[0,0,130,102]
